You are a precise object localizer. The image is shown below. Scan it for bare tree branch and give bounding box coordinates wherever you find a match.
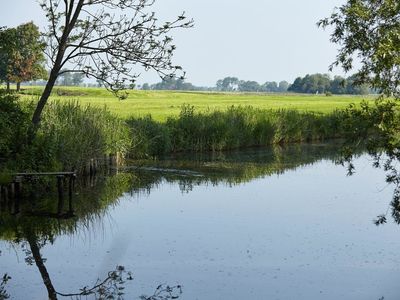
[31,0,193,130]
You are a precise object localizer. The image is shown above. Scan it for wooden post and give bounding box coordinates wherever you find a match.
[10,183,15,199]
[13,180,22,214]
[2,186,9,203]
[0,186,3,212]
[57,175,64,215]
[109,154,113,167]
[89,158,94,177]
[68,175,75,214]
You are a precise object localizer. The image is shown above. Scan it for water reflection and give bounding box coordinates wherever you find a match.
[0,143,397,299]
[338,143,400,226]
[127,143,361,193]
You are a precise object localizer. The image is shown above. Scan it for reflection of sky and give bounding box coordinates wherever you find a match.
[1,155,399,299]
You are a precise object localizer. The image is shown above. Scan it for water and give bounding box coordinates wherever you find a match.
[1,144,399,299]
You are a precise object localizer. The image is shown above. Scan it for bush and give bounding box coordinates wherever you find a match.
[0,94,30,166]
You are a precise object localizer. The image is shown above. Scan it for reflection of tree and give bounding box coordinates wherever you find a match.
[140,285,182,300]
[1,171,187,299]
[0,173,135,299]
[336,100,400,225]
[14,230,184,300]
[0,274,11,300]
[25,232,57,299]
[23,228,133,300]
[4,143,391,298]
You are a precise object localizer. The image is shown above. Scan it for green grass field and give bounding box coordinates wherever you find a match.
[18,86,376,121]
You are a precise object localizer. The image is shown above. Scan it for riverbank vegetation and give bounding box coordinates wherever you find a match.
[0,94,130,174]
[1,90,394,173]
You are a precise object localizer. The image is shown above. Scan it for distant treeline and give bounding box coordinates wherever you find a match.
[141,77,208,91]
[288,74,373,95]
[19,73,375,96]
[140,77,289,93]
[141,73,375,95]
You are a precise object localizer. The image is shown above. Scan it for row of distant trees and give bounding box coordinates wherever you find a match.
[288,74,373,95]
[0,23,373,96]
[216,77,289,92]
[141,74,373,95]
[141,77,289,92]
[142,77,202,91]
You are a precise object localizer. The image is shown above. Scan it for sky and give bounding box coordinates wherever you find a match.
[0,0,347,86]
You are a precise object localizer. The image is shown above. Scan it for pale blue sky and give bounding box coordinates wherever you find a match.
[1,0,346,86]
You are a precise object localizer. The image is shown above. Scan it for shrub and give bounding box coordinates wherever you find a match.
[0,94,30,167]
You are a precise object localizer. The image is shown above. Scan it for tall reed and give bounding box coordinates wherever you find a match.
[127,105,348,158]
[19,101,131,172]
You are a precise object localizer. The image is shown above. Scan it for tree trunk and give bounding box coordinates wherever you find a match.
[31,70,59,128]
[30,0,84,133]
[6,82,10,92]
[16,82,21,92]
[26,234,58,300]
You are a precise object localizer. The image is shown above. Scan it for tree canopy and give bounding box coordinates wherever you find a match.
[31,0,193,129]
[288,73,371,94]
[0,22,46,90]
[318,0,400,98]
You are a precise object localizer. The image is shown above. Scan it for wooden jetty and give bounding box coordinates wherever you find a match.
[0,171,77,216]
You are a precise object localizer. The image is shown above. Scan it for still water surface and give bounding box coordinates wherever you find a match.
[1,144,399,299]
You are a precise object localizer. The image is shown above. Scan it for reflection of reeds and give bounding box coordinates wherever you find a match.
[0,173,134,241]
[126,143,366,191]
[2,144,353,242]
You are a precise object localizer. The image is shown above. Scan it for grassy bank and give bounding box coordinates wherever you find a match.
[17,86,375,121]
[0,95,130,173]
[1,88,390,172]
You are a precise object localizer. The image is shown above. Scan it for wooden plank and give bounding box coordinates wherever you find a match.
[14,172,76,177]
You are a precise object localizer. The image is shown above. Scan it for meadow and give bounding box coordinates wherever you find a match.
[18,86,375,121]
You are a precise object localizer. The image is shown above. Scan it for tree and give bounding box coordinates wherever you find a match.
[330,76,347,95]
[346,74,370,95]
[57,71,84,86]
[318,1,400,226]
[238,80,260,92]
[278,81,289,92]
[288,74,331,94]
[71,73,84,86]
[150,76,195,90]
[216,77,239,91]
[262,81,278,92]
[288,77,302,93]
[31,0,193,130]
[318,0,400,98]
[0,27,13,90]
[57,71,73,86]
[0,22,46,91]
